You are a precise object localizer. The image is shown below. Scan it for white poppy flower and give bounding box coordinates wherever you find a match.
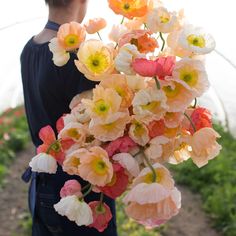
[54,196,93,226]
[49,38,70,67]
[29,153,57,174]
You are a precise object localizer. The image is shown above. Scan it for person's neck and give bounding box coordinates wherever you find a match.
[48,7,83,25]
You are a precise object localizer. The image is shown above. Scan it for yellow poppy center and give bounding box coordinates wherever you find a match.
[71,156,80,167]
[92,159,108,175]
[163,84,181,98]
[160,16,170,24]
[175,142,188,152]
[133,122,146,137]
[180,69,198,87]
[86,51,110,74]
[94,99,110,116]
[64,34,79,47]
[51,142,61,153]
[123,3,131,11]
[141,101,160,113]
[67,128,81,140]
[164,127,179,138]
[187,34,206,48]
[103,122,116,131]
[144,170,162,184]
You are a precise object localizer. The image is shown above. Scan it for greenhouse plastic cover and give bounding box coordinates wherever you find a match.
[0,0,236,137]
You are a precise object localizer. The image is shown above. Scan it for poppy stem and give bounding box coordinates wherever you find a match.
[82,184,93,198]
[114,42,119,49]
[159,32,165,51]
[192,98,197,108]
[120,16,125,25]
[97,31,102,41]
[142,150,157,183]
[184,112,197,133]
[153,76,161,90]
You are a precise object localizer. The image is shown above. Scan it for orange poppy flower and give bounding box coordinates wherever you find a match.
[108,0,148,19]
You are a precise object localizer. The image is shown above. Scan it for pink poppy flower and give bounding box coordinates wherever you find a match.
[60,180,82,198]
[88,201,112,232]
[37,126,65,165]
[99,163,129,199]
[104,136,137,157]
[132,56,175,79]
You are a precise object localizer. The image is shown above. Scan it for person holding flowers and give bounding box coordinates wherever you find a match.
[22,0,221,235]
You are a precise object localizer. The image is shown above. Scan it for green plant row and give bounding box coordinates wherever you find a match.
[0,106,30,185]
[171,125,236,236]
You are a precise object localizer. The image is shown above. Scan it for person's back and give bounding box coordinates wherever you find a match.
[21,1,117,235]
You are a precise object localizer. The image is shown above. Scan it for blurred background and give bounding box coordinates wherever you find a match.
[0,1,236,236]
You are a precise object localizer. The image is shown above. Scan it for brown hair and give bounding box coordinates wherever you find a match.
[45,0,72,7]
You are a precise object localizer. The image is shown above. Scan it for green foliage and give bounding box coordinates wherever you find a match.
[171,125,236,236]
[116,197,162,236]
[0,106,30,185]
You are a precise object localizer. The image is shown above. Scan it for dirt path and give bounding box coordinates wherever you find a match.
[0,144,34,236]
[163,185,221,236]
[0,145,220,236]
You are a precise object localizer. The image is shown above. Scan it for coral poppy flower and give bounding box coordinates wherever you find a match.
[164,112,184,129]
[108,0,148,19]
[84,18,107,34]
[99,163,129,199]
[190,107,212,134]
[75,40,115,81]
[57,22,86,51]
[88,201,112,232]
[78,147,113,187]
[147,119,165,139]
[104,135,137,157]
[119,30,158,53]
[37,125,65,165]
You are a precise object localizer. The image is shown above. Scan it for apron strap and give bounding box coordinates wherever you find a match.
[45,20,60,32]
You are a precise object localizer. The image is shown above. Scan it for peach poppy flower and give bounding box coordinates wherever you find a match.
[189,127,222,168]
[78,147,113,187]
[88,201,112,232]
[129,119,150,146]
[69,90,93,110]
[109,24,129,43]
[126,75,147,92]
[172,58,209,97]
[49,38,70,67]
[115,44,144,75]
[108,0,148,19]
[75,40,114,81]
[123,184,181,228]
[89,111,131,142]
[164,112,184,128]
[147,7,183,33]
[58,122,87,145]
[132,87,168,124]
[125,18,144,30]
[84,18,107,34]
[82,85,122,120]
[112,153,140,177]
[63,149,84,176]
[144,136,172,163]
[100,74,134,108]
[119,30,158,53]
[57,22,86,51]
[162,79,195,112]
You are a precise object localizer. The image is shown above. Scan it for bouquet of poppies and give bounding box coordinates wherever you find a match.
[29,0,222,232]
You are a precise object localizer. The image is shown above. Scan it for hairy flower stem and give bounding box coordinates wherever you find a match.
[82,184,93,198]
[184,112,197,133]
[142,150,157,182]
[97,32,102,41]
[120,16,125,25]
[159,32,165,51]
[153,76,161,90]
